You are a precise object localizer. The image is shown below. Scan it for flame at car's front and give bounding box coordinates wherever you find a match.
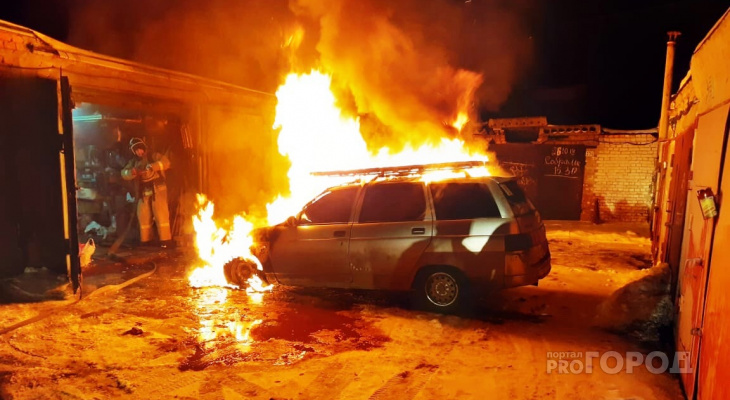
[188,195,273,300]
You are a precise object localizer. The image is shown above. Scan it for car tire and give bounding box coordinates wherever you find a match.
[223,257,260,287]
[411,267,470,314]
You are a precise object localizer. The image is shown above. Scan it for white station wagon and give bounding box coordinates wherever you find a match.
[242,163,551,312]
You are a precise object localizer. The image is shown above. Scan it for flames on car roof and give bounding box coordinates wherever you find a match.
[310,161,489,178]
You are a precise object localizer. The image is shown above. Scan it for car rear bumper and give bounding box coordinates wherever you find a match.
[503,251,551,288]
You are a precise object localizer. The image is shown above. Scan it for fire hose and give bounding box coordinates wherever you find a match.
[107,204,137,256]
[0,262,157,336]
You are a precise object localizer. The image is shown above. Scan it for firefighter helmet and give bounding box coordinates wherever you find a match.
[129,137,147,153]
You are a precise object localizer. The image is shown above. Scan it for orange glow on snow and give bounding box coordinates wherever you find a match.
[193,287,263,346]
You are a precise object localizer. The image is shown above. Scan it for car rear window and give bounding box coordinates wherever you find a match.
[430,182,502,220]
[359,182,426,223]
[300,186,359,224]
[499,180,535,216]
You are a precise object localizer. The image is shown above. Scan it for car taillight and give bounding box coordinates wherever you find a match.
[505,233,533,252]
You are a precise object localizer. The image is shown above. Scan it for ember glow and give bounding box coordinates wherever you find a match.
[188,195,273,296]
[266,70,490,225]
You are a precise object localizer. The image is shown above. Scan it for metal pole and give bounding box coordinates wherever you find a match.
[658,31,681,140]
[651,31,680,256]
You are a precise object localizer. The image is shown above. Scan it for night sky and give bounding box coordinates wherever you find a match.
[1,0,728,129]
[498,0,730,129]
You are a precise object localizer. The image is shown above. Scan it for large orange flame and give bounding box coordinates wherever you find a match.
[266,70,489,225]
[188,69,490,294]
[188,195,273,297]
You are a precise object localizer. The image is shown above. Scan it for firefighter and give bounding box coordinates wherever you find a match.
[121,137,172,247]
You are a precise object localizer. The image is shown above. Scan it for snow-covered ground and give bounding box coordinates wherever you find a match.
[0,222,683,399]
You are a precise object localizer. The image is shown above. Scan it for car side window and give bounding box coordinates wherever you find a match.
[358,182,426,223]
[300,186,359,224]
[430,182,502,220]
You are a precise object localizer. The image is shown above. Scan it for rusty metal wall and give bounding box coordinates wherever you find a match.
[658,9,730,399]
[667,131,694,297]
[652,141,670,260]
[696,107,730,400]
[0,77,69,277]
[675,104,729,399]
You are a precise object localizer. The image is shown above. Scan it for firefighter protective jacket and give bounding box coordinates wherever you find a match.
[121,152,170,196]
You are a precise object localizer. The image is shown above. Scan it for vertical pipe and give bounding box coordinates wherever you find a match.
[658,31,681,140]
[651,32,680,262]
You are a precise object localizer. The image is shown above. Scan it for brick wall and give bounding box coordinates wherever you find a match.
[486,125,657,222]
[581,133,657,222]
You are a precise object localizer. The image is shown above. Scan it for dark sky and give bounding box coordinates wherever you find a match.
[498,0,730,128]
[1,0,728,129]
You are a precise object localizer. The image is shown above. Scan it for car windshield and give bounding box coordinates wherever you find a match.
[299,186,359,224]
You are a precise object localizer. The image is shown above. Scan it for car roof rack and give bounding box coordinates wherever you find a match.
[310,161,487,177]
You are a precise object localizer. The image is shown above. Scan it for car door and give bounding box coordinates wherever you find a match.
[269,185,360,287]
[427,180,511,289]
[349,181,433,289]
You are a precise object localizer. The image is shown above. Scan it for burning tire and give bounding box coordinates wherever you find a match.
[412,267,470,314]
[223,257,266,288]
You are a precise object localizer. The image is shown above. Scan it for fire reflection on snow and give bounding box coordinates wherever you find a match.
[192,287,262,348]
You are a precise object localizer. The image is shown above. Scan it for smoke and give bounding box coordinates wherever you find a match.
[65,0,297,219]
[67,0,533,126]
[67,0,295,92]
[64,0,533,216]
[291,0,534,150]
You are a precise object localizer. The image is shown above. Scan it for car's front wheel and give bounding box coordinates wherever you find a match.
[223,257,266,288]
[412,267,470,314]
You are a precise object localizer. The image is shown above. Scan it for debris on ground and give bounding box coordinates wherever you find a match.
[595,263,673,343]
[123,327,145,336]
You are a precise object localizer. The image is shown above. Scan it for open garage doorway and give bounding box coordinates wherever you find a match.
[70,102,197,253]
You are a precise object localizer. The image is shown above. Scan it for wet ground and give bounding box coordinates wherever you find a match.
[0,222,684,399]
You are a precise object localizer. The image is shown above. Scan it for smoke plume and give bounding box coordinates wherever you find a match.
[64,0,533,215]
[290,0,533,150]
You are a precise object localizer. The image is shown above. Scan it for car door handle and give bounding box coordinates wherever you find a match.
[411,227,426,235]
[333,230,346,238]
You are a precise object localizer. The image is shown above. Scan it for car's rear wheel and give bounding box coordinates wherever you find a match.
[412,267,470,313]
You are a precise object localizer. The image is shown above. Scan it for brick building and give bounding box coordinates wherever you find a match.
[483,119,658,222]
[581,129,657,222]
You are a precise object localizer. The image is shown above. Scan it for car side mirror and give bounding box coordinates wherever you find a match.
[286,216,298,227]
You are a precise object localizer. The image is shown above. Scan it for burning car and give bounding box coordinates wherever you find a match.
[234,162,551,313]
